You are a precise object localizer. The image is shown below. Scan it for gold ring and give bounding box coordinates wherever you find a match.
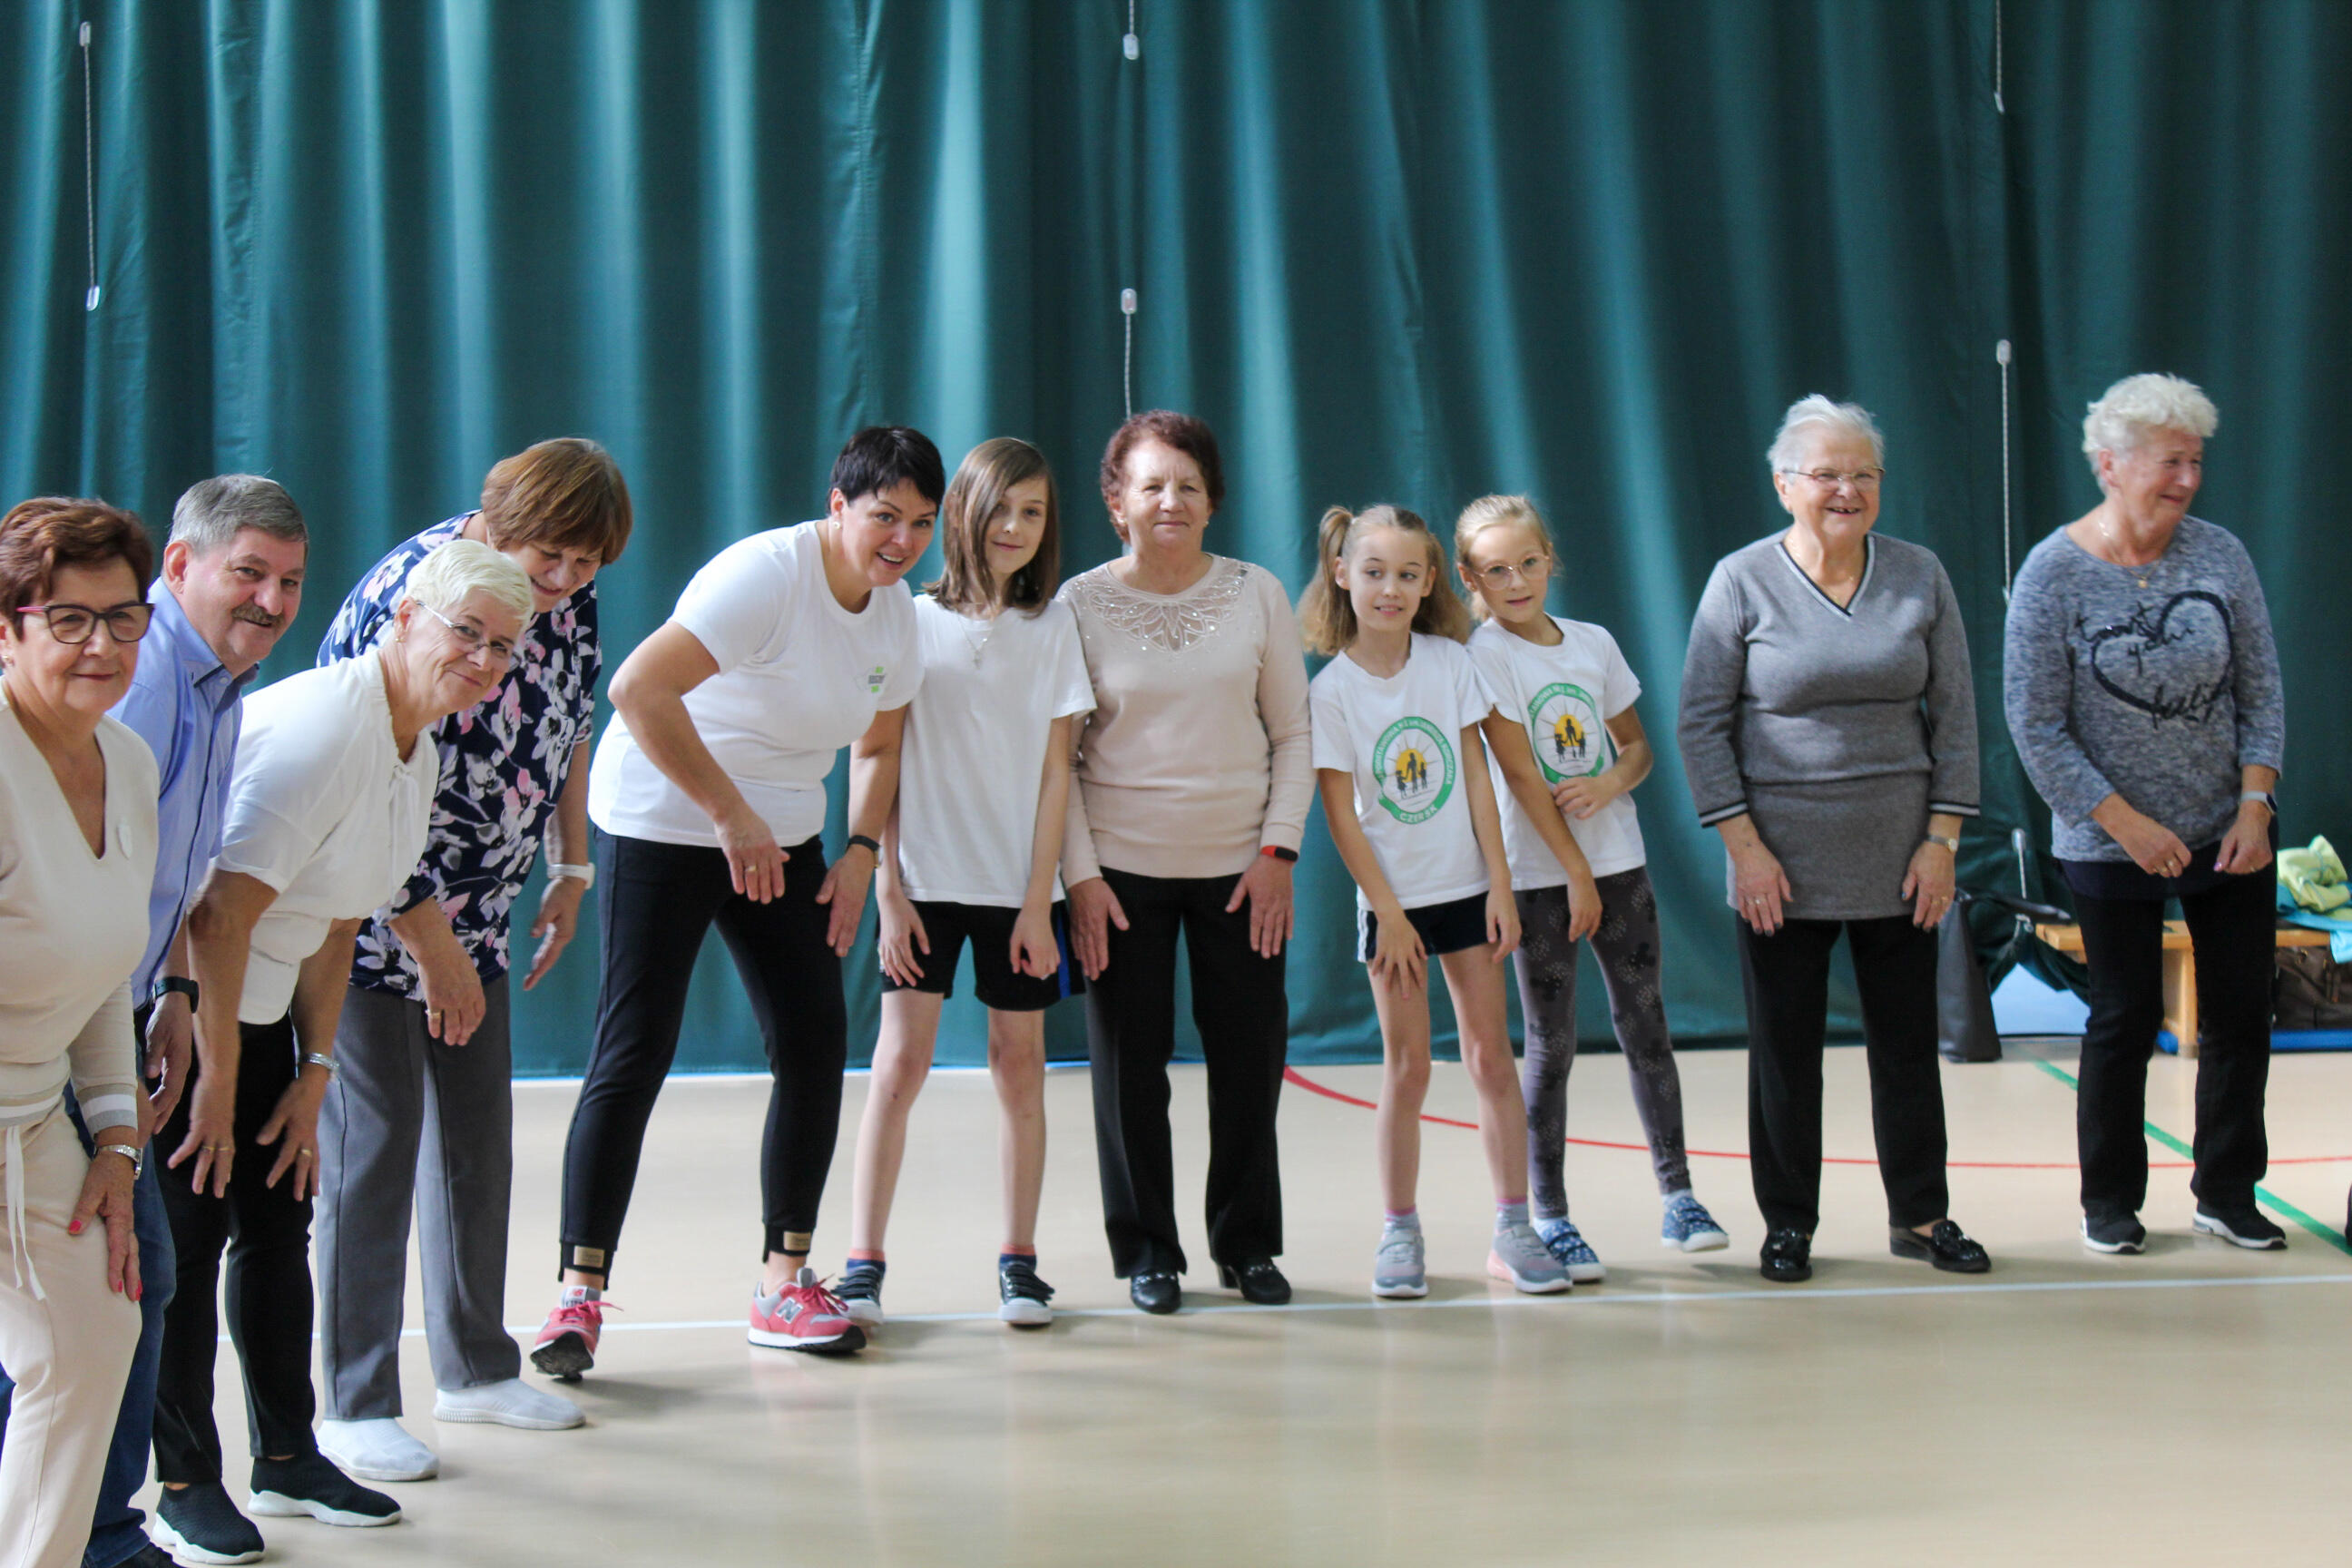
[205,1143,231,1152]
[297,1150,313,1160]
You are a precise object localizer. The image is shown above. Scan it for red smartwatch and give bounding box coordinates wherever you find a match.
[1260,845,1298,863]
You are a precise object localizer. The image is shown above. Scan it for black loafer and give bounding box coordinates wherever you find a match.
[1890,1219,1991,1273]
[1217,1257,1291,1305]
[1129,1271,1181,1314]
[1759,1228,1812,1283]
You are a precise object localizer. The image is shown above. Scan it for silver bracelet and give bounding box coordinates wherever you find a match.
[301,1052,338,1077]
[548,861,596,889]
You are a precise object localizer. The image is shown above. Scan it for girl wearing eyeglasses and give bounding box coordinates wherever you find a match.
[1456,495,1730,1283]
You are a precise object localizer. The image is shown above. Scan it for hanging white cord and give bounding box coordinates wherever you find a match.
[1123,0,1139,58]
[1992,0,2004,114]
[81,20,100,310]
[1121,289,1137,418]
[1997,338,2014,602]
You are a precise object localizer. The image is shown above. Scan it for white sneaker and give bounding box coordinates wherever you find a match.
[316,1417,438,1483]
[432,1377,584,1431]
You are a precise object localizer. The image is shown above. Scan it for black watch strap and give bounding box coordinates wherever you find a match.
[151,975,200,1008]
[847,834,883,857]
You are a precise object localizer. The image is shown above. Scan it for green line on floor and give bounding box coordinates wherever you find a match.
[2029,1058,2351,1256]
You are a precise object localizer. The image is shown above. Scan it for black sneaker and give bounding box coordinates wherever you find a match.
[835,1259,886,1329]
[248,1453,402,1528]
[2192,1205,2287,1250]
[152,1481,264,1564]
[2081,1213,2147,1254]
[998,1258,1055,1328]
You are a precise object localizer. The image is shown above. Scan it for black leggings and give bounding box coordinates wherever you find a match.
[2071,861,2274,1219]
[559,830,846,1276]
[1514,867,1692,1210]
[154,1016,316,1483]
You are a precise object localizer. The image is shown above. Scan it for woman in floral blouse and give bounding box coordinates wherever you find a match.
[309,437,631,1484]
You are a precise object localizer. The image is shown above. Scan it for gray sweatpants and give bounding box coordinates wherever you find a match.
[317,977,521,1419]
[1514,867,1693,1211]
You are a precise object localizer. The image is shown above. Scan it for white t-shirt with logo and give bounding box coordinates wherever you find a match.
[897,595,1095,907]
[1309,634,1497,912]
[1466,615,1648,887]
[590,521,923,849]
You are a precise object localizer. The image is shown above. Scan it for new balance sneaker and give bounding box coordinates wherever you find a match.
[316,1417,437,1483]
[2193,1205,2288,1250]
[1486,1220,1572,1294]
[1371,1223,1428,1298]
[530,1293,609,1381]
[152,1481,264,1564]
[749,1267,867,1354]
[2081,1213,2148,1254]
[835,1259,886,1328]
[247,1453,401,1527]
[998,1257,1055,1327]
[1661,1192,1730,1252]
[1534,1217,1608,1283]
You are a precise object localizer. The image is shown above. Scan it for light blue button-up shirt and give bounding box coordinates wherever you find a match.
[111,581,257,998]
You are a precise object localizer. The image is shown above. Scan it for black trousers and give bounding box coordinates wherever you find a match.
[153,1015,317,1483]
[2072,864,2274,1219]
[560,829,846,1274]
[1736,916,1949,1236]
[1084,867,1288,1277]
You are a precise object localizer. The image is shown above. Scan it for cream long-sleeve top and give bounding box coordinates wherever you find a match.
[0,690,159,1141]
[1058,555,1313,882]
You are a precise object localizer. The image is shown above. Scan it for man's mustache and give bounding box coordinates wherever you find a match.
[230,605,285,630]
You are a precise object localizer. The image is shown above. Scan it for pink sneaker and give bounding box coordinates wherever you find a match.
[749,1267,866,1355]
[531,1295,610,1381]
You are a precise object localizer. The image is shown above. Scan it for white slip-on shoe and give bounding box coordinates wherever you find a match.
[316,1417,438,1482]
[433,1377,585,1431]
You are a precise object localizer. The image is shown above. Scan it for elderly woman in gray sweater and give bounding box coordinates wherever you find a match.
[2004,374,2284,1257]
[1678,396,1990,1284]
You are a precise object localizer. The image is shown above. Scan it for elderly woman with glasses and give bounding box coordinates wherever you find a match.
[309,438,632,1484]
[0,498,157,1568]
[2004,374,2285,1256]
[149,540,531,1563]
[1678,395,1989,1285]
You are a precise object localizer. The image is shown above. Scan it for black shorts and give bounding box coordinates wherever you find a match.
[1357,891,1492,962]
[878,899,1083,1012]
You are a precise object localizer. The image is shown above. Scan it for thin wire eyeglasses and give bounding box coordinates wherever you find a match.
[1474,554,1550,587]
[419,603,518,665]
[1780,467,1886,490]
[14,601,153,644]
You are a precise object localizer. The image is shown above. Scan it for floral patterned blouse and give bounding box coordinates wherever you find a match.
[318,515,601,995]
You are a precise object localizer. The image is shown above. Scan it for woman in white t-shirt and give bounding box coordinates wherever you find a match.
[535,427,938,1376]
[1302,505,1592,1300]
[1456,495,1730,1283]
[828,439,1093,1331]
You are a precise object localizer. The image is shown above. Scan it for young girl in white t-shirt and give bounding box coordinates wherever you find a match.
[1303,505,1602,1298]
[833,438,1095,1329]
[1456,494,1730,1279]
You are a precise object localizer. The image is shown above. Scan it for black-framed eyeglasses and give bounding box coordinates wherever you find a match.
[1474,554,1549,587]
[15,601,154,644]
[419,603,518,665]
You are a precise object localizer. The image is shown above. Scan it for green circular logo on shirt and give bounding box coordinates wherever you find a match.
[1528,681,1609,783]
[1372,716,1457,824]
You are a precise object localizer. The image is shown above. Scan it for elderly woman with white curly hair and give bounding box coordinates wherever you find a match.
[1678,395,1990,1286]
[2004,373,2285,1258]
[150,539,531,1563]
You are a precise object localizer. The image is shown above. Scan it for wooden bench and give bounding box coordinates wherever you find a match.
[2033,920,2335,1059]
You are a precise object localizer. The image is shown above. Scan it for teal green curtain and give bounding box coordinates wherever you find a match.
[3,2,2345,1073]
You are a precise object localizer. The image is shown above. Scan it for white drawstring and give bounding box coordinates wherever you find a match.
[5,1122,44,1302]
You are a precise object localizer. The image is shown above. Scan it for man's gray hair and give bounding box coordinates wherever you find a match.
[169,475,307,555]
[1767,395,1886,474]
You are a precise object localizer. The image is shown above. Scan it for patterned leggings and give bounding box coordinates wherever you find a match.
[1514,866,1691,1212]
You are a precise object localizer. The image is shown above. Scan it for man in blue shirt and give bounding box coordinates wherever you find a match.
[0,475,307,1568]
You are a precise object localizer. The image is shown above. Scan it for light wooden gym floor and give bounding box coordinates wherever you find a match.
[150,1044,2352,1566]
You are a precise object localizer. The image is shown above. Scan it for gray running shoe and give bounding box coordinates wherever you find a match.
[1486,1220,1572,1294]
[1371,1224,1428,1298]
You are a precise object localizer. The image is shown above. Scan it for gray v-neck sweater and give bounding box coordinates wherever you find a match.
[1677,533,1981,827]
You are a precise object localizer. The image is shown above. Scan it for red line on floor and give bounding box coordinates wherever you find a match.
[1281,1066,2352,1170]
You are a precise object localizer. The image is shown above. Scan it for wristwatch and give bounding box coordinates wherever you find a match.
[1260,845,1299,863]
[548,862,596,890]
[96,1141,144,1179]
[150,975,199,1009]
[1923,834,1961,855]
[847,834,883,858]
[2241,791,2278,818]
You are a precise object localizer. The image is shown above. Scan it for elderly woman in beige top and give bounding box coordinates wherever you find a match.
[1061,410,1312,1316]
[0,497,158,1568]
